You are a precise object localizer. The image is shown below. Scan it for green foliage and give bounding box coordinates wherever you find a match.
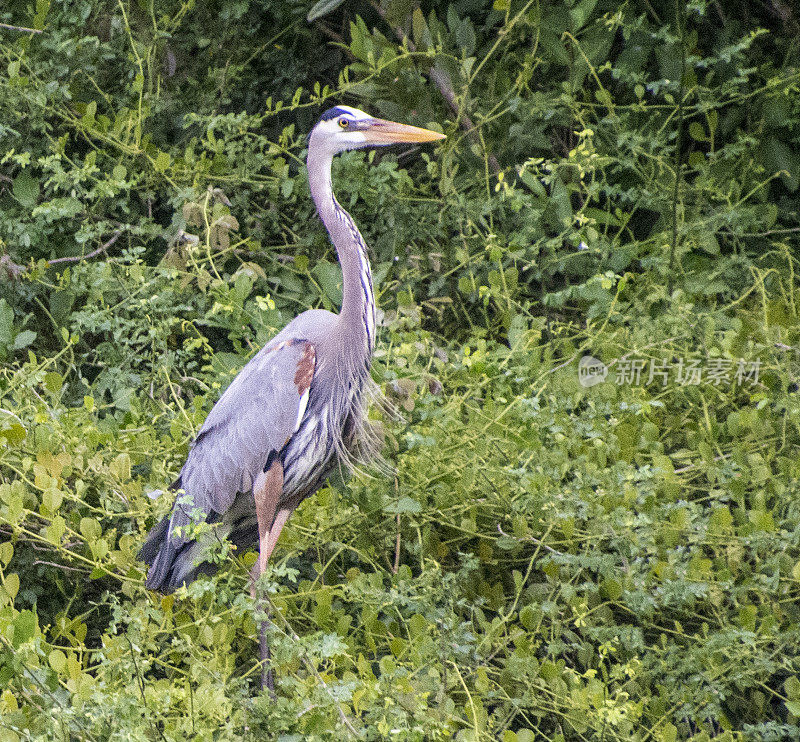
[1,0,799,739]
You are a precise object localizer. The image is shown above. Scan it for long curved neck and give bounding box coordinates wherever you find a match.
[307,146,376,357]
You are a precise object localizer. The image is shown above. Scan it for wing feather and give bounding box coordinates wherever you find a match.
[166,338,315,546]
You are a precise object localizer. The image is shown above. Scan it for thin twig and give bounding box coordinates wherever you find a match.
[393,513,401,574]
[370,1,501,174]
[32,560,88,573]
[496,523,564,555]
[731,226,800,237]
[673,451,731,474]
[2,230,125,280]
[178,375,211,391]
[640,0,662,23]
[47,230,122,266]
[0,255,25,279]
[313,21,344,44]
[0,22,43,34]
[667,4,686,297]
[428,66,501,174]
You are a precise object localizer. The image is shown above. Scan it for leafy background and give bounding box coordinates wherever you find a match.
[1,0,799,739]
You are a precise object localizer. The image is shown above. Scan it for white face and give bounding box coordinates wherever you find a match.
[308,106,446,159]
[309,106,375,156]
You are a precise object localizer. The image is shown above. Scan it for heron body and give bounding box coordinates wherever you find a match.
[140,106,445,595]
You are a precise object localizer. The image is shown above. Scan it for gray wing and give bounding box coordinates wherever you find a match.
[167,337,316,545]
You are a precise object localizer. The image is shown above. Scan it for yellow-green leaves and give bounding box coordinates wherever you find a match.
[10,610,38,648]
[48,648,66,673]
[1,573,19,604]
[45,515,66,545]
[153,150,171,173]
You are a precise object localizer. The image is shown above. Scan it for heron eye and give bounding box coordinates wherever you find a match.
[338,118,350,128]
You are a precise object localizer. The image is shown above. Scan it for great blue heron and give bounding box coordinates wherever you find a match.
[139,105,445,685]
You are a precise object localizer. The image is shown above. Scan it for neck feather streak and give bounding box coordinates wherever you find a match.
[307,149,376,358]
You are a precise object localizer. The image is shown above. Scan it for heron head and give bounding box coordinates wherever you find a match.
[309,105,445,157]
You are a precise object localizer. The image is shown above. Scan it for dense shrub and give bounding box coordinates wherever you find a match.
[1,0,799,739]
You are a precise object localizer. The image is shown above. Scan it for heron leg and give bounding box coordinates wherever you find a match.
[263,505,293,563]
[251,459,284,693]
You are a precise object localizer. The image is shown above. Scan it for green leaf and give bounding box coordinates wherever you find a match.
[749,509,775,532]
[550,177,572,225]
[601,578,623,601]
[82,100,97,126]
[49,649,67,673]
[312,259,343,304]
[785,676,800,699]
[538,30,571,65]
[110,453,131,481]
[12,610,37,647]
[384,496,422,514]
[0,299,15,349]
[453,19,476,56]
[211,352,247,376]
[407,613,427,637]
[33,0,50,30]
[43,371,63,394]
[710,506,732,532]
[0,542,12,567]
[508,314,527,348]
[688,121,706,141]
[153,151,171,173]
[569,0,598,30]
[2,572,19,601]
[738,604,757,632]
[46,516,66,545]
[763,137,799,191]
[307,0,346,22]
[0,411,26,445]
[706,109,718,133]
[12,172,40,209]
[13,330,36,350]
[539,661,559,681]
[80,517,102,541]
[412,8,432,51]
[42,488,63,513]
[519,604,540,631]
[786,700,800,717]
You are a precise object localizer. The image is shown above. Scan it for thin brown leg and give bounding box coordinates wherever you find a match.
[263,505,293,565]
[251,460,283,693]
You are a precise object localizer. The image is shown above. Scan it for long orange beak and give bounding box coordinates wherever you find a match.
[362,118,446,145]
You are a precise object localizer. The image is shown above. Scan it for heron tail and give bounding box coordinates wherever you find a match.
[139,505,259,593]
[138,515,181,592]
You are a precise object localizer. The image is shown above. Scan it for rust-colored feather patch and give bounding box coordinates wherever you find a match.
[293,342,316,396]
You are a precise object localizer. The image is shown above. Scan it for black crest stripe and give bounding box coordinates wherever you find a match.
[318,107,348,122]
